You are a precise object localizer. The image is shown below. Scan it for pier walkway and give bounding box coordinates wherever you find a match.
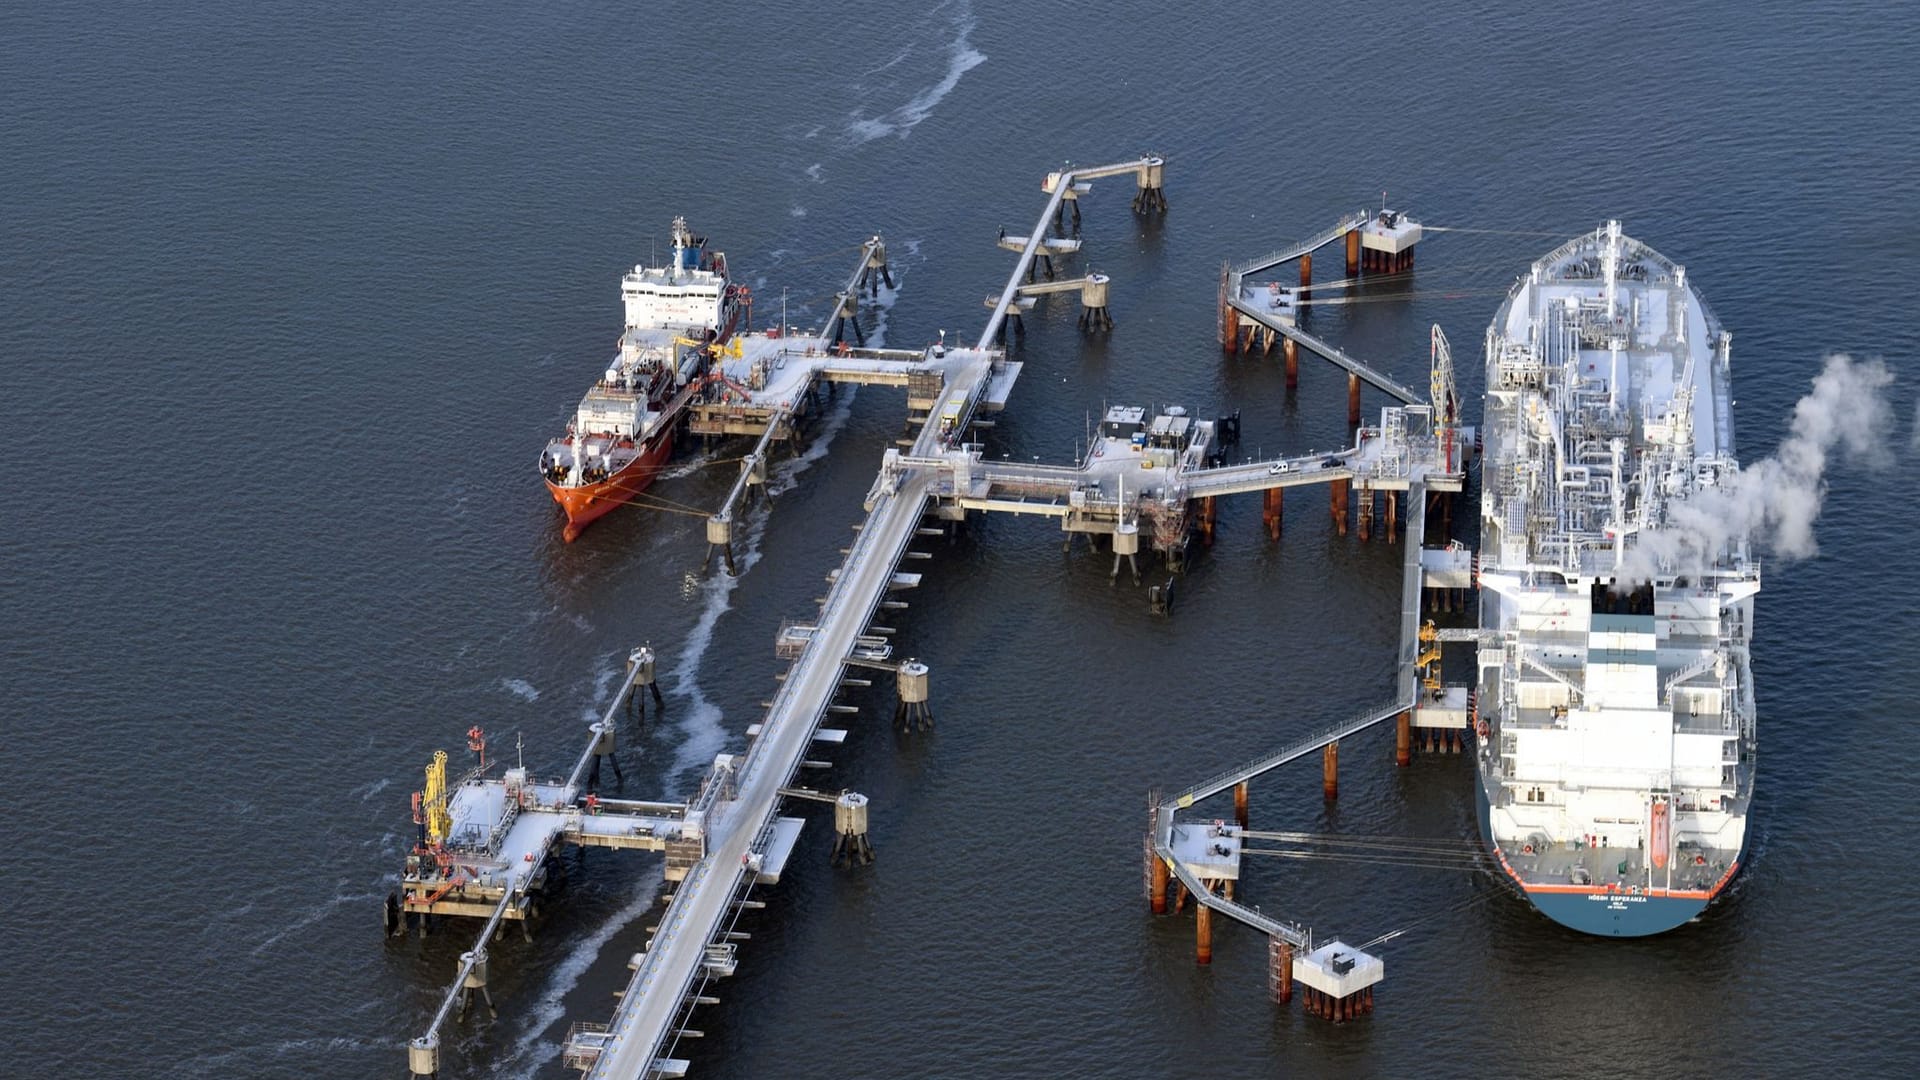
[1150,475,1430,944]
[1232,210,1371,279]
[1221,208,1429,404]
[1224,303,1424,405]
[570,158,1166,1080]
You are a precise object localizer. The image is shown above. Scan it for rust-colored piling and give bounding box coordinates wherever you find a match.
[1224,306,1241,355]
[1357,485,1373,543]
[1299,252,1313,303]
[1385,490,1398,543]
[1345,230,1361,277]
[1195,898,1213,965]
[1234,781,1249,830]
[1201,496,1218,544]
[1150,856,1169,914]
[1273,938,1294,1004]
[1396,711,1412,767]
[1364,986,1375,1014]
[1323,740,1339,801]
[1347,372,1362,427]
[1174,881,1189,914]
[1330,477,1350,536]
[1262,487,1284,539]
[1282,336,1299,388]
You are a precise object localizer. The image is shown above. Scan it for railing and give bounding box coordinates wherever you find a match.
[1170,698,1410,809]
[563,1023,611,1071]
[586,856,750,1079]
[1233,210,1370,277]
[1152,803,1312,947]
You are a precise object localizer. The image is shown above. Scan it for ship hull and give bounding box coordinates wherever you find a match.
[546,434,674,542]
[1474,778,1733,937]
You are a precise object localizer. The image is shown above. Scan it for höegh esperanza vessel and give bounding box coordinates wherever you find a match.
[1474,221,1755,936]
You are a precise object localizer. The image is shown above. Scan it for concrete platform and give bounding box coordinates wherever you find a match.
[1293,941,1384,998]
[1414,685,1471,730]
[1167,819,1242,882]
[1421,544,1474,588]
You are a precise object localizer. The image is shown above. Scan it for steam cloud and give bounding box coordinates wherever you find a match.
[1620,353,1895,581]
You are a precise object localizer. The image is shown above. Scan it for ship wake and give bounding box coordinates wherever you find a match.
[845,1,986,144]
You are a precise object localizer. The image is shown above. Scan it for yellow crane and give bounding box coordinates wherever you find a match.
[422,749,452,848]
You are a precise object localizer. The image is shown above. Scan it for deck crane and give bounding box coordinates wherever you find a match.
[1429,324,1460,471]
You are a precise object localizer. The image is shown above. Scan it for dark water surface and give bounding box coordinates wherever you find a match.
[5,1,1918,1076]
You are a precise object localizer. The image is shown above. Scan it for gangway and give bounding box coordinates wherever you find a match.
[1233,210,1371,279]
[1147,477,1430,955]
[1226,303,1424,405]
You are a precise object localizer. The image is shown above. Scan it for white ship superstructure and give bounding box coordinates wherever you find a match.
[1474,221,1756,935]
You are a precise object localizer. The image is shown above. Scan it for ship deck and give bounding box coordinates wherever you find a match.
[1497,837,1734,896]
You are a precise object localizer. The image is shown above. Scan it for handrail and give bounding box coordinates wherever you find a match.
[562,660,646,799]
[1227,307,1424,405]
[1170,699,1410,809]
[980,157,1160,350]
[1233,210,1370,277]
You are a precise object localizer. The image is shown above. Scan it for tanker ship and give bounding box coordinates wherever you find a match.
[539,217,745,541]
[1473,221,1756,936]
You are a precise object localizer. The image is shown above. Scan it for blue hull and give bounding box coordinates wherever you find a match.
[1526,888,1708,937]
[1474,778,1716,937]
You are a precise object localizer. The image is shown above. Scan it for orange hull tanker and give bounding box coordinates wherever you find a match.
[545,432,676,542]
[540,216,745,541]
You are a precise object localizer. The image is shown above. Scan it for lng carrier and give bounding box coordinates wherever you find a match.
[1473,221,1756,936]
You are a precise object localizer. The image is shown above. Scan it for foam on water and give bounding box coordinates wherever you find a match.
[493,871,666,1079]
[845,2,986,143]
[175,1036,391,1074]
[500,677,540,702]
[250,883,387,958]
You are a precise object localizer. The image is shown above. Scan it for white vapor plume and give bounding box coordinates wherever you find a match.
[1621,354,1895,581]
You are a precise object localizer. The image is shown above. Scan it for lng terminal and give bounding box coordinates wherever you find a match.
[389,155,1751,1074]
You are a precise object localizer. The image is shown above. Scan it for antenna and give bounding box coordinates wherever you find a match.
[781,287,789,337]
